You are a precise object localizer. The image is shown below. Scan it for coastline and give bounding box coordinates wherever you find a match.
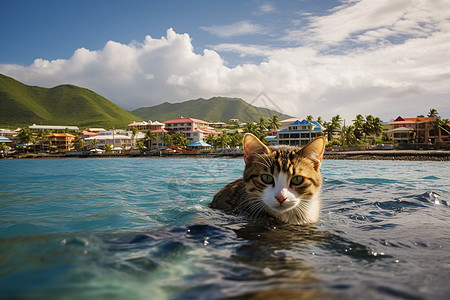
[2,150,449,161]
[323,150,450,161]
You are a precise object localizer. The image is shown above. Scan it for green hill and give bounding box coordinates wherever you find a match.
[0,74,141,128]
[131,96,292,123]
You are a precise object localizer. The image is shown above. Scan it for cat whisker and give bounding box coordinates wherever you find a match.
[254,153,272,170]
[210,134,324,225]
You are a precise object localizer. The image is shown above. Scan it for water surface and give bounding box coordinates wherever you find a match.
[0,158,449,299]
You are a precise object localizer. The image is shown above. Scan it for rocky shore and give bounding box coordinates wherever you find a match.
[323,150,450,161]
[3,150,449,161]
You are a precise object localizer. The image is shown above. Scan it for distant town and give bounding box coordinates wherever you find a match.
[1,109,449,158]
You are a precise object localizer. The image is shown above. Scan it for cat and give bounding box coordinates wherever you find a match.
[209,133,325,225]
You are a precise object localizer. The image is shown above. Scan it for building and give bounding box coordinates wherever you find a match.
[0,136,13,144]
[84,130,134,150]
[80,130,98,138]
[88,128,106,133]
[163,118,221,143]
[45,133,76,151]
[209,122,227,128]
[29,124,79,133]
[146,128,170,149]
[277,119,323,146]
[0,129,18,139]
[127,120,165,131]
[387,116,438,143]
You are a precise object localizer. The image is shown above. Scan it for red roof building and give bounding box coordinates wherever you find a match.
[388,116,438,143]
[163,118,220,143]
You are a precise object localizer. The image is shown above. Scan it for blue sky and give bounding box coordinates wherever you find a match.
[1,0,449,121]
[0,0,337,65]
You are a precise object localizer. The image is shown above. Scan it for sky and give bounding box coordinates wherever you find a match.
[1,0,449,122]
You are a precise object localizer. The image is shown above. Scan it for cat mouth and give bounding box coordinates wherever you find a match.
[269,202,296,212]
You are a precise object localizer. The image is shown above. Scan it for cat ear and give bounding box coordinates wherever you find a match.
[243,133,270,164]
[301,137,325,170]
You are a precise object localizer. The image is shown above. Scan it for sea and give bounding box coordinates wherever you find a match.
[0,157,449,300]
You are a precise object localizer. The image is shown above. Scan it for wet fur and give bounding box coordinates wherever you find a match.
[210,134,325,225]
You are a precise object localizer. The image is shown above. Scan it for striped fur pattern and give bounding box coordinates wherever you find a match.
[210,133,325,225]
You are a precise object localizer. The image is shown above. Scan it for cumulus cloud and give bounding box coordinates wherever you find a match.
[1,0,449,122]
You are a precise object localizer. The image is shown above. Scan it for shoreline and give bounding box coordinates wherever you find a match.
[323,150,450,161]
[2,150,449,161]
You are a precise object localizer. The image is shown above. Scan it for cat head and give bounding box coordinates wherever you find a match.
[242,133,325,224]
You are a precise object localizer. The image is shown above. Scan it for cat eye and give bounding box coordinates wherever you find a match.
[261,174,274,184]
[291,176,304,186]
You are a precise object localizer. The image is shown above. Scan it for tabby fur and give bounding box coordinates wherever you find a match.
[210,133,325,225]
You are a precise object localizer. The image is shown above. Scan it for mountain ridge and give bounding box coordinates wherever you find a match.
[131,96,292,123]
[1,74,292,129]
[0,73,140,128]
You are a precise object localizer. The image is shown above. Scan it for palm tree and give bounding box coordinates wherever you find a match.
[244,122,260,135]
[216,132,231,149]
[91,138,99,149]
[306,115,313,121]
[323,115,342,142]
[104,144,113,153]
[1,142,9,157]
[229,132,244,149]
[352,114,365,141]
[136,140,146,153]
[205,134,217,149]
[80,140,87,150]
[144,130,157,149]
[71,136,81,150]
[331,115,343,129]
[172,132,185,146]
[361,115,384,143]
[427,108,438,118]
[428,109,449,143]
[341,125,357,146]
[322,122,333,142]
[268,115,281,130]
[131,126,138,148]
[161,132,172,147]
[371,116,384,137]
[317,116,324,126]
[258,117,268,131]
[16,128,34,144]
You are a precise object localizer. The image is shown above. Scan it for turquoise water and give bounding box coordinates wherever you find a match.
[0,158,449,299]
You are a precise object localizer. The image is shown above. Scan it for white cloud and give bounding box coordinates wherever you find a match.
[254,3,275,15]
[284,0,450,48]
[211,43,273,57]
[200,21,265,38]
[1,0,449,122]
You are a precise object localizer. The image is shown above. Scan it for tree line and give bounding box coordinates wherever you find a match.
[3,108,447,154]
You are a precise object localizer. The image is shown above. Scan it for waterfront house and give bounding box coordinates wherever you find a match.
[277,119,323,146]
[0,136,13,144]
[387,116,438,144]
[145,128,170,149]
[88,128,106,133]
[29,124,79,133]
[0,129,19,139]
[127,120,165,131]
[45,133,76,151]
[163,118,221,143]
[84,130,134,150]
[80,130,98,138]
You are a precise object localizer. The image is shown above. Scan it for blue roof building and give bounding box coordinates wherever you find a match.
[277,119,323,146]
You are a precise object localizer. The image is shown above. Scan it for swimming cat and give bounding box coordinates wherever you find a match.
[209,133,325,225]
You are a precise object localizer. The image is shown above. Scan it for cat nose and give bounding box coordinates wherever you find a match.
[275,195,287,204]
